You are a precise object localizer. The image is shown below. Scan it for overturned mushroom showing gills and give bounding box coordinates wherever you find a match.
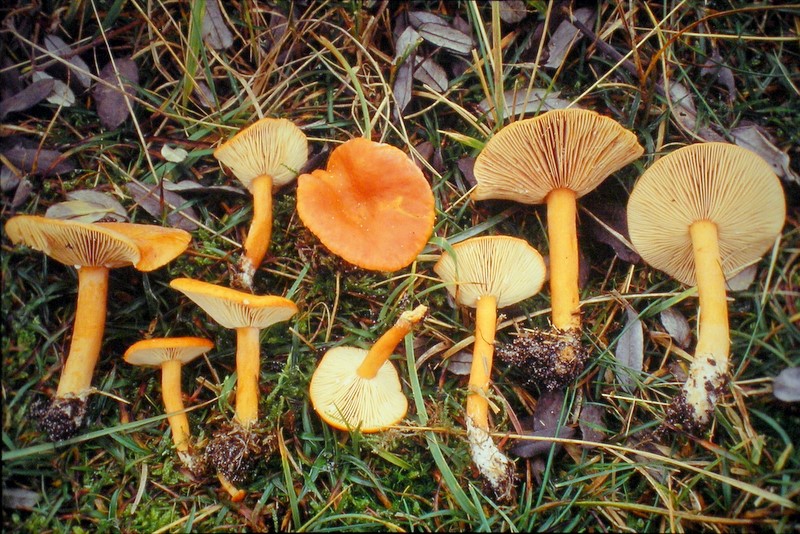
[472,109,643,388]
[213,117,308,288]
[627,142,785,432]
[434,236,546,499]
[124,337,214,473]
[296,137,435,271]
[309,305,427,432]
[4,216,190,441]
[169,277,297,498]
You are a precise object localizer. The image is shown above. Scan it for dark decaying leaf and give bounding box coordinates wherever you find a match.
[700,49,736,103]
[2,145,76,176]
[511,390,575,458]
[0,58,25,101]
[456,156,476,189]
[413,56,448,92]
[668,81,697,132]
[43,34,92,89]
[407,11,474,56]
[407,11,448,28]
[498,0,527,24]
[614,308,644,393]
[659,307,692,349]
[94,57,140,129]
[393,61,413,118]
[1,165,19,191]
[162,179,246,196]
[125,181,199,231]
[773,367,800,402]
[584,202,640,264]
[411,141,434,170]
[11,179,33,208]
[444,350,471,376]
[45,189,129,222]
[477,89,573,124]
[730,123,799,185]
[2,488,41,511]
[203,0,234,50]
[0,79,55,119]
[394,26,421,64]
[578,403,606,445]
[32,71,75,107]
[544,7,594,69]
[726,264,758,292]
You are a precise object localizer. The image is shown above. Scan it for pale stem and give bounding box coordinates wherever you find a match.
[235,326,262,428]
[55,266,109,398]
[466,294,498,431]
[686,220,730,422]
[546,187,581,333]
[242,174,274,275]
[161,359,190,453]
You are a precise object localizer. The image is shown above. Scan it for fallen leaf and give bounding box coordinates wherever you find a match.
[511,390,575,458]
[161,145,189,163]
[394,26,421,64]
[614,308,644,392]
[0,58,25,101]
[162,179,246,196]
[67,189,128,220]
[730,124,800,185]
[498,0,528,24]
[413,56,448,92]
[445,350,472,376]
[1,145,76,176]
[668,81,697,132]
[700,49,736,103]
[0,79,55,119]
[773,367,800,402]
[584,202,640,264]
[407,11,448,28]
[1,165,20,191]
[203,0,234,50]
[43,34,92,89]
[477,89,573,124]
[578,403,606,445]
[11,178,33,207]
[544,7,594,69]
[726,263,758,292]
[31,71,75,107]
[126,181,199,231]
[94,57,139,129]
[456,156,476,189]
[417,22,474,55]
[659,307,692,349]
[2,487,40,511]
[393,61,413,118]
[45,200,126,223]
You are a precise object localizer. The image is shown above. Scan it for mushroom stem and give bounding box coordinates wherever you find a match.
[357,305,427,379]
[240,174,274,286]
[217,472,246,502]
[545,187,580,333]
[685,220,730,423]
[161,359,190,453]
[235,326,261,428]
[55,266,109,399]
[467,294,498,431]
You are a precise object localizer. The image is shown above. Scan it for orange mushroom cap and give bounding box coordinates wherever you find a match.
[296,138,436,271]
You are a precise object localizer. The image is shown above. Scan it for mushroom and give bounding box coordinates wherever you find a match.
[4,215,190,440]
[627,142,785,432]
[309,304,427,432]
[124,336,214,473]
[213,117,308,289]
[169,277,297,497]
[296,137,435,271]
[472,109,643,389]
[433,235,546,499]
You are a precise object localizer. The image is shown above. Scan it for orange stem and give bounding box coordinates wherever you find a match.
[466,295,498,431]
[56,266,109,398]
[242,174,274,279]
[357,305,427,379]
[161,359,190,453]
[235,327,261,428]
[546,188,580,333]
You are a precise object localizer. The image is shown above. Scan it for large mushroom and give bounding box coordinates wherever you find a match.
[296,137,435,272]
[169,277,297,498]
[124,336,214,473]
[434,235,546,499]
[472,109,643,389]
[309,305,427,432]
[4,215,190,440]
[213,117,308,289]
[627,142,785,432]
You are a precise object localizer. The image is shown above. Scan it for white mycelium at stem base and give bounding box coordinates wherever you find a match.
[684,220,730,424]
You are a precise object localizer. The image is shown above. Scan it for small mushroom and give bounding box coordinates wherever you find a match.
[124,336,214,474]
[472,109,643,388]
[296,137,435,271]
[627,142,785,433]
[309,305,427,432]
[169,277,297,498]
[4,215,190,440]
[213,117,308,289]
[434,235,546,499]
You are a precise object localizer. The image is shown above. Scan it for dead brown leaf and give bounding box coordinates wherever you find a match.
[94,57,139,129]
